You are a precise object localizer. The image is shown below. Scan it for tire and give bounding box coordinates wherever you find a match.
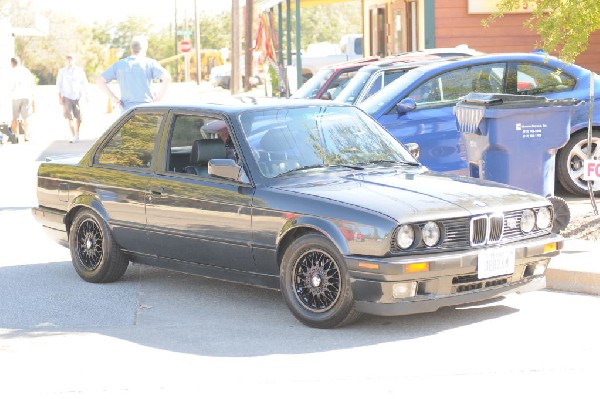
[69,209,129,283]
[556,130,600,196]
[280,233,361,328]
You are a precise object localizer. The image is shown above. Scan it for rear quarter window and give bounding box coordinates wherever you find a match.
[96,113,164,168]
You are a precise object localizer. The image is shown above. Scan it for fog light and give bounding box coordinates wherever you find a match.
[392,282,418,299]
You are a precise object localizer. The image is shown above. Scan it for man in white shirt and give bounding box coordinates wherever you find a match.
[10,57,34,142]
[57,54,88,143]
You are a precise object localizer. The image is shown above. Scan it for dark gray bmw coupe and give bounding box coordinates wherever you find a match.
[33,99,563,328]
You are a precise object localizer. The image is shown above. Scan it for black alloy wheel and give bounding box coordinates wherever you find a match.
[75,217,104,271]
[280,233,361,328]
[69,209,129,283]
[292,249,341,313]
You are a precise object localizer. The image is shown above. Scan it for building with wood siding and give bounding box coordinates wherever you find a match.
[362,0,600,72]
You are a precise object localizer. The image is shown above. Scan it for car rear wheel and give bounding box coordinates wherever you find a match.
[280,233,361,328]
[556,130,600,196]
[69,209,129,283]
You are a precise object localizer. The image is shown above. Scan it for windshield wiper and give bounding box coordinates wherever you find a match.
[276,163,364,177]
[359,160,421,167]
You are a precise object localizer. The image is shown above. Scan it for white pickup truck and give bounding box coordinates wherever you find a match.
[293,34,363,81]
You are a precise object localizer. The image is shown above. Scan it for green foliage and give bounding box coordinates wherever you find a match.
[484,0,600,63]
[2,1,360,84]
[281,2,362,50]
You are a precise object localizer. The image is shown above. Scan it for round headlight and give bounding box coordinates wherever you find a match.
[520,209,535,233]
[536,207,552,230]
[422,221,441,247]
[396,225,415,249]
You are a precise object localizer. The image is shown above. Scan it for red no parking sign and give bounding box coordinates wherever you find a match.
[178,40,192,53]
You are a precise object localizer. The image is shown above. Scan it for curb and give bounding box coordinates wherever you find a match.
[546,238,600,295]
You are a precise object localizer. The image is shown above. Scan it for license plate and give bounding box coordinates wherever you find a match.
[477,247,515,279]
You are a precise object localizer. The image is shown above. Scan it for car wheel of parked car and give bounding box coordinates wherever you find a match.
[280,233,361,328]
[556,130,600,196]
[69,209,129,283]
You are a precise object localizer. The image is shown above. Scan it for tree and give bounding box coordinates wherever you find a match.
[485,0,600,63]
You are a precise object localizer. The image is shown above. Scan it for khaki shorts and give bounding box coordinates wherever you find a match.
[62,98,82,120]
[12,98,31,120]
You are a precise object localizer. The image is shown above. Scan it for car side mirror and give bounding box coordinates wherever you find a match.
[208,159,250,183]
[396,97,416,115]
[405,142,420,160]
[320,92,332,100]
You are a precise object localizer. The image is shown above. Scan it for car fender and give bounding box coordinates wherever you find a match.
[66,194,110,232]
[278,215,350,255]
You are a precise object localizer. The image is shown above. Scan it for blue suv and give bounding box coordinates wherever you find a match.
[359,52,600,195]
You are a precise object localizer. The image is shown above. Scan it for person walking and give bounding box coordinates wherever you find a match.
[96,35,171,112]
[9,56,35,142]
[57,54,88,143]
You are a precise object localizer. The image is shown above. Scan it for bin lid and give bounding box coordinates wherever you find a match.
[457,93,581,109]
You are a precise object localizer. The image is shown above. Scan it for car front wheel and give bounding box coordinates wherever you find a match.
[280,233,361,328]
[556,130,600,196]
[69,209,129,283]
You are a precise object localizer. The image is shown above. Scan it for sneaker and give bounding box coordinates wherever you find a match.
[70,134,79,143]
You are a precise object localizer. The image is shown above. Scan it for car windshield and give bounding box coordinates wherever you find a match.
[239,105,418,178]
[291,68,335,99]
[337,67,412,105]
[335,69,373,104]
[359,68,426,114]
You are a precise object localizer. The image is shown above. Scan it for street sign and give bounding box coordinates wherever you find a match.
[177,30,193,36]
[178,40,192,53]
[583,159,600,181]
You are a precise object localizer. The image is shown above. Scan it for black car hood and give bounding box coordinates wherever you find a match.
[275,169,547,221]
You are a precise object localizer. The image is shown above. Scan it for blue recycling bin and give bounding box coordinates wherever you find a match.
[455,93,581,198]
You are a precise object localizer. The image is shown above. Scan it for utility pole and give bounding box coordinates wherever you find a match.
[194,0,201,84]
[244,0,253,92]
[231,0,241,94]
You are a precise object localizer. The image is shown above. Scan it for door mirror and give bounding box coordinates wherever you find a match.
[396,97,417,115]
[405,142,420,160]
[208,159,249,183]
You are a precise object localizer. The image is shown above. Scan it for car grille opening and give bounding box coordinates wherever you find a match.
[452,274,509,293]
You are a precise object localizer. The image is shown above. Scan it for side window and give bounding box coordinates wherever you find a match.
[167,115,234,174]
[514,63,576,94]
[407,63,506,107]
[96,112,163,168]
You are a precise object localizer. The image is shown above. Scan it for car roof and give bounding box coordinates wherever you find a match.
[323,56,381,70]
[136,98,349,115]
[402,51,586,76]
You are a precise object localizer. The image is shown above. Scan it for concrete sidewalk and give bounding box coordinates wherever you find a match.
[1,82,598,298]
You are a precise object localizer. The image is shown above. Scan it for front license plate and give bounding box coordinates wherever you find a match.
[477,247,515,279]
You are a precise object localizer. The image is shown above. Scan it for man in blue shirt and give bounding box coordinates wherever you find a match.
[97,35,171,112]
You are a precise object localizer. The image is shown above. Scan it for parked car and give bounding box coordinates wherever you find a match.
[292,46,481,102]
[334,56,453,105]
[32,100,562,328]
[209,55,263,89]
[359,51,600,195]
[293,34,364,81]
[291,57,380,100]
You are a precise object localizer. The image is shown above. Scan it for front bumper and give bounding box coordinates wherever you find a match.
[345,235,562,316]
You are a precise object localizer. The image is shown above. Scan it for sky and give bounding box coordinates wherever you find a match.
[29,0,232,26]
